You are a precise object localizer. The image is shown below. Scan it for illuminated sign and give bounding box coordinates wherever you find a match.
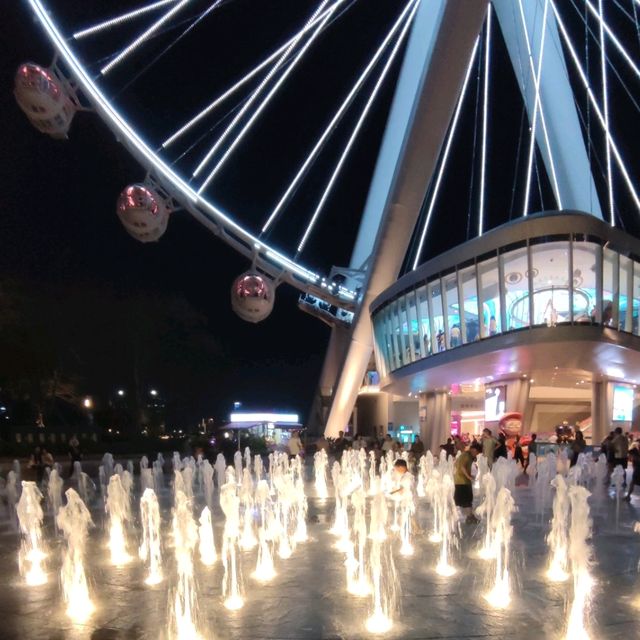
[612,385,634,422]
[485,386,506,421]
[230,412,299,424]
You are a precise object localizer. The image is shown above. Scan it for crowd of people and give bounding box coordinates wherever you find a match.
[303,425,640,520]
[309,430,427,464]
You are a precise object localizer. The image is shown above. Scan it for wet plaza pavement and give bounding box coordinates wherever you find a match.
[0,463,639,640]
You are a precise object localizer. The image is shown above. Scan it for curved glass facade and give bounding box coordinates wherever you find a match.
[371,218,640,378]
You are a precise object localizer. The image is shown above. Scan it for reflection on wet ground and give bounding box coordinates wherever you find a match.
[0,467,639,640]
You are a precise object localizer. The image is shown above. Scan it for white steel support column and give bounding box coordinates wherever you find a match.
[492,0,602,217]
[324,0,489,437]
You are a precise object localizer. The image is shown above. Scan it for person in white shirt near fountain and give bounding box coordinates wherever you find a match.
[288,431,303,459]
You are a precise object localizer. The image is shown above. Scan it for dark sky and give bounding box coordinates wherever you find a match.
[2,1,639,425]
[0,1,406,424]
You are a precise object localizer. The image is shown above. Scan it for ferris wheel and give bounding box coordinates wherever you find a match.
[15,0,640,324]
[15,0,640,434]
[15,0,423,323]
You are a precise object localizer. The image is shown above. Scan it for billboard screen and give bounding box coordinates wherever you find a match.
[612,385,634,422]
[485,386,506,421]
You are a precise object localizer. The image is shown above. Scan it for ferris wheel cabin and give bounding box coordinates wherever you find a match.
[14,63,75,139]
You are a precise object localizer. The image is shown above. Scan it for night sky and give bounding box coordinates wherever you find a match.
[0,1,407,426]
[2,1,639,427]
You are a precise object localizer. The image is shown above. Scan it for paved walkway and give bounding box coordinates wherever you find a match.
[0,468,638,639]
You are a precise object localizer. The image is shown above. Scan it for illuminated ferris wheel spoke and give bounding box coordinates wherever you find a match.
[478,4,491,237]
[516,0,561,212]
[192,0,336,180]
[584,1,640,81]
[100,0,195,76]
[411,37,480,271]
[521,0,551,217]
[598,0,614,226]
[296,0,420,255]
[551,0,640,214]
[162,5,335,150]
[195,0,347,194]
[73,0,180,40]
[262,0,419,236]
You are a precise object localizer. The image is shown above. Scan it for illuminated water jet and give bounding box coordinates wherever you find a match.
[483,487,515,609]
[546,474,570,582]
[170,490,202,639]
[314,448,329,499]
[139,488,163,585]
[220,482,244,610]
[57,488,94,623]
[198,506,217,566]
[106,474,132,566]
[16,481,47,586]
[564,485,594,640]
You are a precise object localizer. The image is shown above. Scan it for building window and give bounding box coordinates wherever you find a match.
[530,241,571,326]
[429,281,445,352]
[416,285,431,357]
[603,248,619,327]
[478,256,501,337]
[572,241,598,323]
[459,265,479,342]
[407,291,421,360]
[501,245,530,329]
[397,295,411,366]
[443,272,460,348]
[619,255,634,332]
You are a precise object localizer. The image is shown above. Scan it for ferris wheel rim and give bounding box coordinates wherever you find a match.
[26,0,359,307]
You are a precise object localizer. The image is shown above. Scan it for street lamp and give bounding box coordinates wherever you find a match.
[150,389,158,397]
[83,397,93,409]
[117,389,125,397]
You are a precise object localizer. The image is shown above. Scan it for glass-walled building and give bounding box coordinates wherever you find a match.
[372,211,640,378]
[368,211,640,451]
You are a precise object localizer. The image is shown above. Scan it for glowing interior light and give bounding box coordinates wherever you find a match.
[296,0,419,254]
[412,38,479,270]
[516,0,562,212]
[550,0,640,214]
[193,0,336,179]
[73,0,179,40]
[478,4,491,238]
[100,0,193,75]
[520,0,550,217]
[263,0,418,235]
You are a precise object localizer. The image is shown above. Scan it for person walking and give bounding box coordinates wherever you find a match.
[288,431,303,459]
[410,436,425,459]
[514,436,525,469]
[612,427,629,487]
[494,434,508,460]
[481,428,498,468]
[570,429,587,467]
[454,442,481,524]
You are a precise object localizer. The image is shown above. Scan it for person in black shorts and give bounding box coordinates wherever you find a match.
[454,442,482,524]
